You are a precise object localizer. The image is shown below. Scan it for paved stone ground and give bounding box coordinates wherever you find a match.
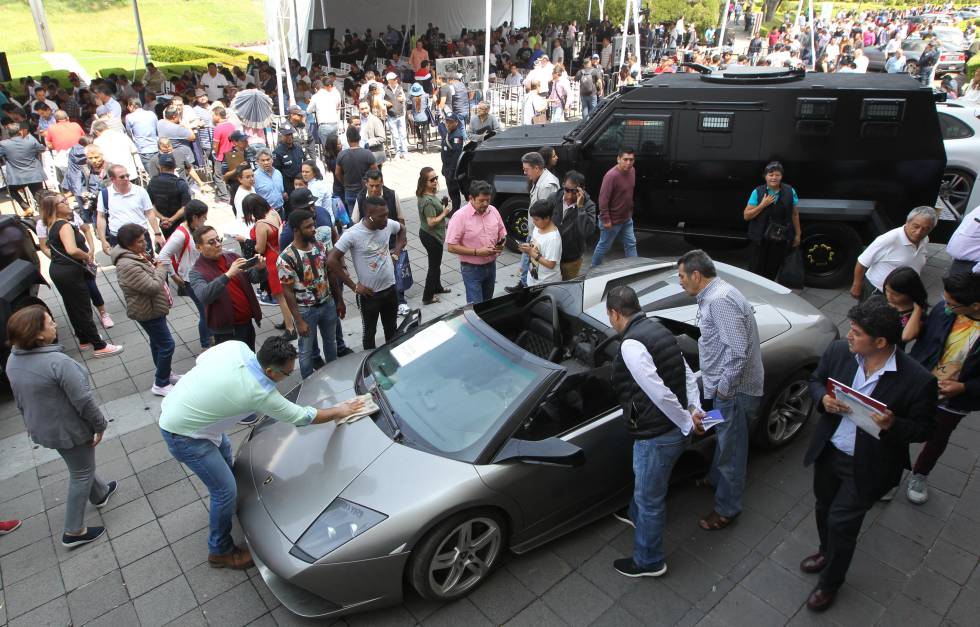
[1,148,978,627]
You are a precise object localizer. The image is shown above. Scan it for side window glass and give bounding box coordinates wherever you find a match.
[594,117,668,154]
[938,112,974,140]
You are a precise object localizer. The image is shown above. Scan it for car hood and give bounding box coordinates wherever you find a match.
[475,121,579,151]
[245,355,393,542]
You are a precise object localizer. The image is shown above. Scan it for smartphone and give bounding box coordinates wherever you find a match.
[243,256,261,269]
[496,236,507,248]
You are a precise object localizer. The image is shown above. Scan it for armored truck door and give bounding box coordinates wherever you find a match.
[580,113,673,231]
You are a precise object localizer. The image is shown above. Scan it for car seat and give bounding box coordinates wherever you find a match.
[515,294,563,362]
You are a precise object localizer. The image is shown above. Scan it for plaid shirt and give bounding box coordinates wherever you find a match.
[695,278,764,399]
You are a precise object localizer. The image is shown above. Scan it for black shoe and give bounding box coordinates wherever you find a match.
[800,553,828,574]
[435,287,452,295]
[613,508,635,529]
[613,558,667,578]
[282,329,298,341]
[337,347,355,357]
[806,586,837,612]
[62,526,106,548]
[312,357,326,370]
[504,283,525,294]
[94,481,117,508]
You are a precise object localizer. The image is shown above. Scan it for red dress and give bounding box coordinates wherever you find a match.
[250,219,282,296]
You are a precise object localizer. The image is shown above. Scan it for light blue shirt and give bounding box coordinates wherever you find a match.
[830,348,897,456]
[255,167,285,208]
[124,108,159,154]
[96,98,122,119]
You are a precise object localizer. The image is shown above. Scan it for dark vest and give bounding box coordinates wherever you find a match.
[746,183,795,243]
[192,252,262,332]
[611,315,689,439]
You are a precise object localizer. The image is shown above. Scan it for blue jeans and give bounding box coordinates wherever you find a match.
[709,393,762,518]
[628,429,688,569]
[298,299,339,379]
[138,317,175,388]
[160,430,236,556]
[318,122,338,145]
[460,261,496,304]
[591,218,638,267]
[581,94,598,120]
[185,285,213,348]
[387,116,408,155]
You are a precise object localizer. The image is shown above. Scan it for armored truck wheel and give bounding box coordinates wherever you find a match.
[800,222,861,288]
[500,197,530,252]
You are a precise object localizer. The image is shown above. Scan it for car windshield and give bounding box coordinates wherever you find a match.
[365,314,551,462]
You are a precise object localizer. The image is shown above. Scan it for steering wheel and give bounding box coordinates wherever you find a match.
[593,334,622,367]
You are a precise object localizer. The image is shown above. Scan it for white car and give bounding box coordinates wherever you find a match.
[936,102,980,225]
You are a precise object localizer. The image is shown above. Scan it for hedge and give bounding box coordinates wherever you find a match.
[968,52,980,79]
[147,44,212,63]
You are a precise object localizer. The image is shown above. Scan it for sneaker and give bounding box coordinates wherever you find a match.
[258,293,278,307]
[94,481,117,508]
[504,283,525,294]
[169,373,183,384]
[613,508,635,529]
[238,413,261,426]
[151,383,174,397]
[0,519,22,534]
[100,312,114,328]
[79,343,92,350]
[93,344,124,358]
[880,485,899,502]
[907,473,929,504]
[397,304,411,316]
[61,526,106,548]
[613,558,667,578]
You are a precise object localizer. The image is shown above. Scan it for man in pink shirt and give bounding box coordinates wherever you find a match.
[211,106,238,203]
[410,41,430,71]
[446,180,507,304]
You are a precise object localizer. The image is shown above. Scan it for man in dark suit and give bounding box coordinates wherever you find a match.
[801,296,936,612]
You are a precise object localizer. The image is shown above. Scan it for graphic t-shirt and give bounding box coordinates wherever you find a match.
[934,314,980,382]
[278,242,331,307]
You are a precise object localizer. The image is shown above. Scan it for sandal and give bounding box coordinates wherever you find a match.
[699,510,738,531]
[422,297,440,305]
[435,287,452,295]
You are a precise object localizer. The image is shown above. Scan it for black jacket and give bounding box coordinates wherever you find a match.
[909,302,980,412]
[548,189,597,262]
[746,183,795,243]
[806,340,937,500]
[611,315,689,440]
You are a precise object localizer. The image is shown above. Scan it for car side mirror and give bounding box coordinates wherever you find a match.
[492,437,584,468]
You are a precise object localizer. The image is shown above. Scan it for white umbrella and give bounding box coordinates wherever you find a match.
[232,89,275,128]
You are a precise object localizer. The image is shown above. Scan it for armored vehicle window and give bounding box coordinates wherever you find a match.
[593,117,668,154]
[937,112,975,140]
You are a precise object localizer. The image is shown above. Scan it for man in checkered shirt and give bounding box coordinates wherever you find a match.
[678,249,764,531]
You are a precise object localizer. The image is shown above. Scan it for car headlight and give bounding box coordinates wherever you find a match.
[289,498,387,563]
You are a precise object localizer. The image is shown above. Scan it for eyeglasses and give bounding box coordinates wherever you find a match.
[204,236,223,246]
[429,176,439,182]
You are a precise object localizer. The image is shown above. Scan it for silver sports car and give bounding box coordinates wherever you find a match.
[234,257,838,618]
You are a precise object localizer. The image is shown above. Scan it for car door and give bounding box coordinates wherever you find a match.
[580,112,673,232]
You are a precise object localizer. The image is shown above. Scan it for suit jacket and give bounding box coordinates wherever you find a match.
[805,340,937,500]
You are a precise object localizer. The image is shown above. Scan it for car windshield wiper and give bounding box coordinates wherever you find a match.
[372,386,404,443]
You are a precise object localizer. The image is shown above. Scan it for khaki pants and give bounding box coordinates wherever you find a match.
[560,258,583,281]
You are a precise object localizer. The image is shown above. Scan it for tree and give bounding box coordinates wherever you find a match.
[763,0,785,22]
[532,0,722,31]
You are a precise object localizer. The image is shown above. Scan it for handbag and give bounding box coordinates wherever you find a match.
[763,222,789,242]
[49,221,98,278]
[776,247,805,289]
[394,250,414,292]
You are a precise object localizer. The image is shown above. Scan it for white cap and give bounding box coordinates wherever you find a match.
[386,72,397,80]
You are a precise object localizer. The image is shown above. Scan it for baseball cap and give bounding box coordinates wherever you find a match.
[591,53,600,59]
[287,104,303,113]
[229,130,247,141]
[158,153,177,168]
[279,124,295,135]
[289,188,316,210]
[385,72,398,80]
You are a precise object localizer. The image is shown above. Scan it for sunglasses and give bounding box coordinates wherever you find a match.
[429,176,439,182]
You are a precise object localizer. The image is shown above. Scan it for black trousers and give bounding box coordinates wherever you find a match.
[813,445,875,591]
[49,263,106,349]
[356,286,398,350]
[213,322,256,351]
[443,168,462,212]
[419,229,444,302]
[749,239,788,281]
[9,182,44,210]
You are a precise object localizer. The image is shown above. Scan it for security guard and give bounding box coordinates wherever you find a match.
[223,131,256,204]
[273,124,305,197]
[439,112,465,212]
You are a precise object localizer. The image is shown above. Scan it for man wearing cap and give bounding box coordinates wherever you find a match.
[576,56,605,120]
[286,105,312,151]
[383,72,409,160]
[223,131,255,204]
[211,106,237,204]
[439,114,466,212]
[306,79,342,147]
[273,125,304,197]
[200,63,230,102]
[125,98,159,171]
[146,152,191,239]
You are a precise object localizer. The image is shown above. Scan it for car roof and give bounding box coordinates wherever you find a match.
[633,70,926,93]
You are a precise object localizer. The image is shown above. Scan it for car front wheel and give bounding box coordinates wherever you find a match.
[409,510,506,601]
[499,196,530,252]
[754,369,815,449]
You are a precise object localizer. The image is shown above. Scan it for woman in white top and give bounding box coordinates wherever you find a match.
[232,164,255,218]
[157,200,212,348]
[300,160,334,222]
[522,80,547,125]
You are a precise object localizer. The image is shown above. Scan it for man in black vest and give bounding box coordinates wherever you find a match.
[801,296,936,611]
[606,286,703,578]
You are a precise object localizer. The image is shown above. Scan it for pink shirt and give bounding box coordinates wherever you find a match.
[446,202,507,266]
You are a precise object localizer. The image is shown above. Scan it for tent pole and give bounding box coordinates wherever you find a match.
[599,0,604,22]
[132,0,149,65]
[484,0,492,98]
[588,0,592,22]
[717,1,731,54]
[618,0,631,68]
[632,0,640,64]
[292,0,302,61]
[808,0,816,70]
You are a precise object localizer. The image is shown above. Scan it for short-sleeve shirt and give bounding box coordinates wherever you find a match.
[856,226,929,291]
[278,242,332,307]
[96,185,152,234]
[527,227,562,286]
[96,98,122,119]
[157,119,193,148]
[200,73,229,102]
[336,147,377,195]
[335,219,401,292]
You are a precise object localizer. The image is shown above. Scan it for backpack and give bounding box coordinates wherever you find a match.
[579,70,595,94]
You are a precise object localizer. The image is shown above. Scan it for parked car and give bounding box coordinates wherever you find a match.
[462,67,947,288]
[864,38,967,76]
[935,101,980,223]
[235,257,838,619]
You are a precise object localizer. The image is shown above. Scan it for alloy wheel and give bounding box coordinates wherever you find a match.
[937,169,975,222]
[766,379,814,445]
[427,517,502,598]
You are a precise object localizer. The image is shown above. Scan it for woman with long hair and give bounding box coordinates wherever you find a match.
[242,193,295,338]
[232,164,255,219]
[39,195,122,357]
[883,266,929,346]
[158,200,212,348]
[416,167,451,304]
[5,305,118,548]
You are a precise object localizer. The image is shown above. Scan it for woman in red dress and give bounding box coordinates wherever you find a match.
[241,193,295,339]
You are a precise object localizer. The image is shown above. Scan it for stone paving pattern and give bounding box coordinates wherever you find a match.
[1,152,979,627]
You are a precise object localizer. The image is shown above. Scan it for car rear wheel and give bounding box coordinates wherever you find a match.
[800,221,862,288]
[754,369,815,449]
[499,196,530,252]
[937,167,976,223]
[409,510,505,601]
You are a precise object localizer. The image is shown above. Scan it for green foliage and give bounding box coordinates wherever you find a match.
[147,45,212,63]
[531,0,722,31]
[968,52,980,80]
[197,45,246,57]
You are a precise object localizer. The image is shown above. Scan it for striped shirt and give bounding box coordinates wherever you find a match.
[695,278,765,399]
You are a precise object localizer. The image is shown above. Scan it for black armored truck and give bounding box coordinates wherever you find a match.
[461,67,948,287]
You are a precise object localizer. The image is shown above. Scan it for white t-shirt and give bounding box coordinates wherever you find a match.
[856,226,929,290]
[200,72,230,102]
[527,227,562,287]
[335,219,402,292]
[307,88,342,124]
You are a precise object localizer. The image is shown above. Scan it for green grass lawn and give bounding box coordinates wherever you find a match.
[3,0,267,75]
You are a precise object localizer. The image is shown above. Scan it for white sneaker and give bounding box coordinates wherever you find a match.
[906,473,929,504]
[169,373,183,384]
[397,304,410,316]
[100,312,114,328]
[151,383,174,397]
[93,344,124,358]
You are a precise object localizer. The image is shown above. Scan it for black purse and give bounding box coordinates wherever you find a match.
[763,222,789,242]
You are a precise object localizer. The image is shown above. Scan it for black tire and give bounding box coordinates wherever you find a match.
[753,368,815,449]
[938,167,976,224]
[499,196,530,252]
[905,60,920,77]
[408,509,506,601]
[800,221,861,289]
